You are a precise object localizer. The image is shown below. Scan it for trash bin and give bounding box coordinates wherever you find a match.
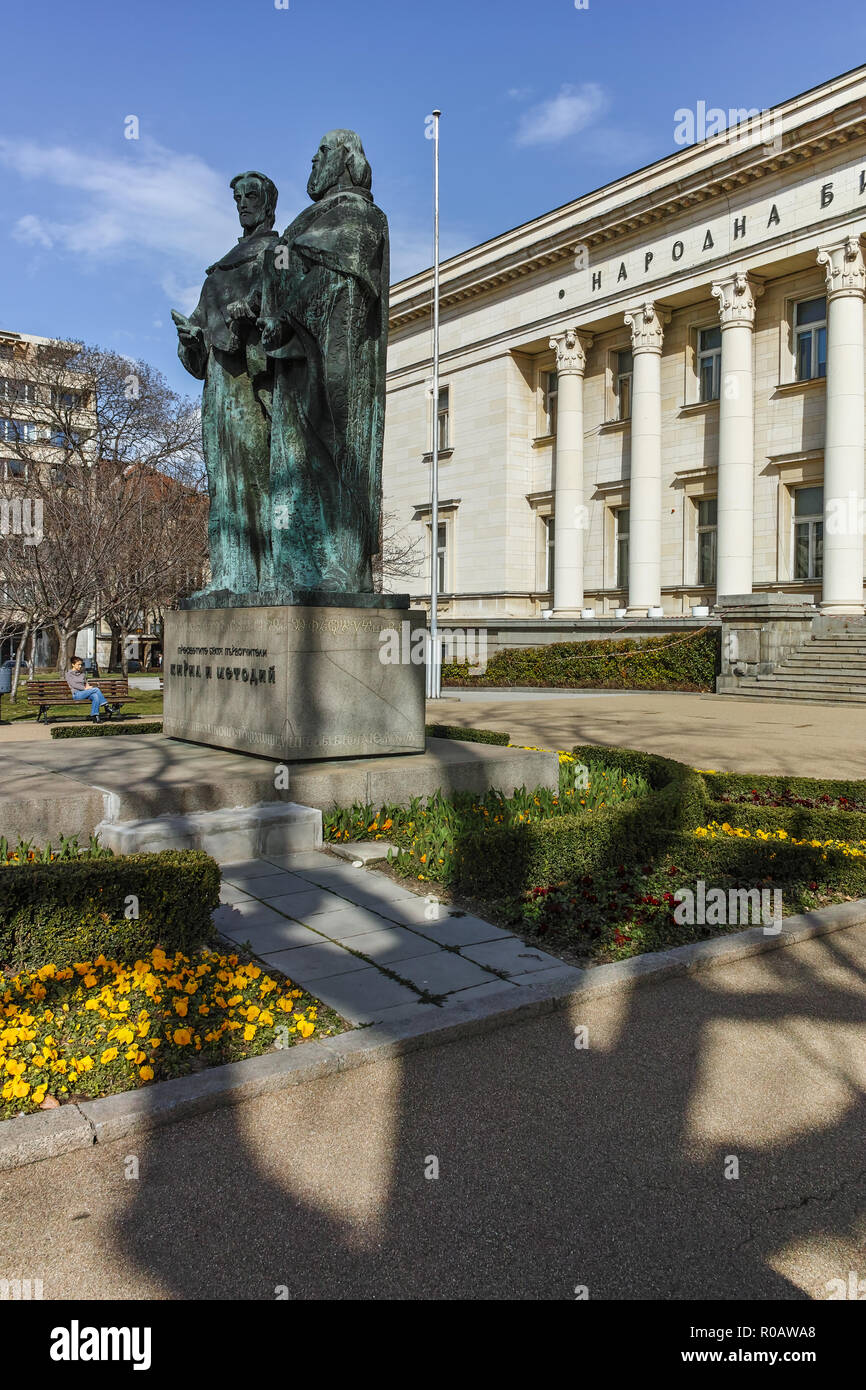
[0,667,11,695]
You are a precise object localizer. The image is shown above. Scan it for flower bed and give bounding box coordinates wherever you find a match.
[324,745,866,965]
[1,946,343,1119]
[323,753,651,882]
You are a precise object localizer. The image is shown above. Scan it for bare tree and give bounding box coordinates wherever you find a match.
[0,337,205,671]
[372,508,425,591]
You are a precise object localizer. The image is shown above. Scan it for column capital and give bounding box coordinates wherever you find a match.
[624,301,670,354]
[548,327,592,375]
[711,269,764,327]
[817,236,866,300]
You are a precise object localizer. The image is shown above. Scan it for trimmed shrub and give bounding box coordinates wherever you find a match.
[51,721,164,739]
[443,628,719,691]
[0,850,220,970]
[703,770,866,843]
[425,723,510,746]
[451,747,709,897]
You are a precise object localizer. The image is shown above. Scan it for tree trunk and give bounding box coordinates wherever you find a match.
[10,623,29,701]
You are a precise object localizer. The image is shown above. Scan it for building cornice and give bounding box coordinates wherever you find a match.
[390,76,866,332]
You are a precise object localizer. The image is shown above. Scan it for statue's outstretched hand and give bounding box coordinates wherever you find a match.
[171,310,202,345]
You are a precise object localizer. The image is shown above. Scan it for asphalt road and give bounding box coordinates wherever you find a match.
[2,924,866,1300]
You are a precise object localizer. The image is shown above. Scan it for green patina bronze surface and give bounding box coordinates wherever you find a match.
[173,132,390,609]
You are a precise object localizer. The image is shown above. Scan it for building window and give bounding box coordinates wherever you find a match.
[49,428,81,449]
[436,386,450,452]
[795,297,827,381]
[697,327,722,402]
[696,497,718,585]
[615,507,629,588]
[51,388,85,409]
[428,520,448,592]
[0,417,38,444]
[1,458,28,480]
[793,485,823,579]
[616,350,633,421]
[544,515,555,590]
[543,370,558,436]
[0,377,36,405]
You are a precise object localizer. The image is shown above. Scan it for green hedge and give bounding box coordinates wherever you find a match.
[703,770,866,843]
[443,628,720,691]
[425,723,510,746]
[51,721,164,739]
[452,748,709,896]
[0,850,220,970]
[451,746,866,899]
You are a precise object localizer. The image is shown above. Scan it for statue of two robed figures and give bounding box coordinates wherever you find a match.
[173,130,389,606]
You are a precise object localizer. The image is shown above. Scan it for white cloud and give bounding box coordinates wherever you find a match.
[13,213,55,249]
[515,82,608,147]
[0,137,305,318]
[0,137,244,262]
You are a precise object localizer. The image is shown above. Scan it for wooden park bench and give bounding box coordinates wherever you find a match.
[26,677,132,724]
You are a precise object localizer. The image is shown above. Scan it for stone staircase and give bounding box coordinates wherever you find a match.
[729,630,866,704]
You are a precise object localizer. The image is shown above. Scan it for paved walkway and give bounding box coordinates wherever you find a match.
[215,851,578,1024]
[436,689,866,776]
[4,923,866,1298]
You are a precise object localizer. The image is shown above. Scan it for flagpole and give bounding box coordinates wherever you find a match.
[428,108,442,700]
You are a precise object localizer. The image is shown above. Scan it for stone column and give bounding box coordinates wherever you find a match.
[711,271,763,599]
[624,301,668,615]
[816,236,866,615]
[549,327,592,617]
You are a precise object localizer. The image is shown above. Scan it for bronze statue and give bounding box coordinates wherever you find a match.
[172,171,278,602]
[259,129,389,594]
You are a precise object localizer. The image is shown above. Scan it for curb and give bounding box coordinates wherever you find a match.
[2,897,864,1170]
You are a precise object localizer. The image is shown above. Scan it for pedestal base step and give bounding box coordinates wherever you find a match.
[96,801,322,861]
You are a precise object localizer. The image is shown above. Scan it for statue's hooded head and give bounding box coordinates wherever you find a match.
[230,170,278,235]
[308,130,372,202]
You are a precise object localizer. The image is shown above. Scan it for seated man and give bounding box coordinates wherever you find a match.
[65,656,110,723]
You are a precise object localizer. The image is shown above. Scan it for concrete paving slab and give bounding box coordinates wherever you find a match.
[261,940,370,983]
[391,951,497,994]
[507,964,587,989]
[218,914,324,955]
[262,886,359,918]
[236,871,316,899]
[461,938,565,976]
[408,914,516,947]
[219,883,254,905]
[365,897,462,927]
[306,904,424,941]
[344,926,441,964]
[300,967,418,1022]
[329,841,397,863]
[221,859,290,881]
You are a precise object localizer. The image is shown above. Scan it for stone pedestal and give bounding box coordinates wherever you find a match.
[715,592,815,691]
[163,604,426,761]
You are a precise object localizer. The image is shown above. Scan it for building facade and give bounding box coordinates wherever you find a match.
[383,66,866,621]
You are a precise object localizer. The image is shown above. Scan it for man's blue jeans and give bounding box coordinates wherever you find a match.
[73,688,107,717]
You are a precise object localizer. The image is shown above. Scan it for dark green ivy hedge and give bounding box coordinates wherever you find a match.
[426,724,510,746]
[443,628,720,691]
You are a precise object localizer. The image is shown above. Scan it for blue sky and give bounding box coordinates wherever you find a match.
[2,0,866,398]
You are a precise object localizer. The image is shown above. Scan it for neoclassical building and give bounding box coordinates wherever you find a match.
[383,65,866,621]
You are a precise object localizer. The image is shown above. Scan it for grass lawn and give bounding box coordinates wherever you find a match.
[1,671,163,725]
